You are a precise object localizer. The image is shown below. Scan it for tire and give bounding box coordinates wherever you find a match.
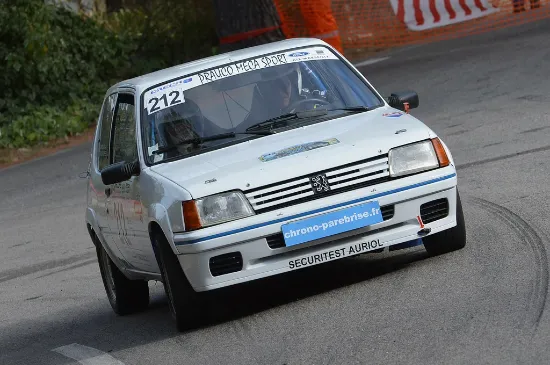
[423,190,467,256]
[154,232,206,332]
[96,244,149,315]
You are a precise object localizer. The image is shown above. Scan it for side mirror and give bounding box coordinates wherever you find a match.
[387,91,419,112]
[101,160,140,185]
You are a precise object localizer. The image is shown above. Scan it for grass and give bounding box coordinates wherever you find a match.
[0,125,96,170]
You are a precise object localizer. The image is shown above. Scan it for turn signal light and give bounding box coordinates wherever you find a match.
[182,201,202,231]
[431,138,450,167]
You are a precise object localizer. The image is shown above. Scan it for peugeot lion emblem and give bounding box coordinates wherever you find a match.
[310,174,330,194]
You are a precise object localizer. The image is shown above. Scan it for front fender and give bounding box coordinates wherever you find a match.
[85,207,106,247]
[426,129,456,168]
[148,203,178,255]
[438,137,456,168]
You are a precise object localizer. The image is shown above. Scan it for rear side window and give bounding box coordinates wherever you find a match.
[97,93,117,170]
[111,93,138,164]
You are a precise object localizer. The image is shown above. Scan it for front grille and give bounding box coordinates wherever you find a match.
[244,155,390,214]
[266,204,395,249]
[209,252,243,277]
[420,198,449,224]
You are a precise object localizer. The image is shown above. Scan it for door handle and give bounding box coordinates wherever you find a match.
[105,188,111,197]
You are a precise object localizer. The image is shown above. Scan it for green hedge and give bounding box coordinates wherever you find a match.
[0,0,216,149]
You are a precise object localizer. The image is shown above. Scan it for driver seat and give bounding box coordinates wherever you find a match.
[239,74,301,132]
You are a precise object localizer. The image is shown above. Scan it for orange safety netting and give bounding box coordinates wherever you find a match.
[274,0,550,57]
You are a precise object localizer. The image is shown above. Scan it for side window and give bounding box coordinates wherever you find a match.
[97,93,118,170]
[111,93,138,164]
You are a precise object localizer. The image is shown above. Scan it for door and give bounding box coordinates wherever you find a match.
[109,92,160,273]
[90,93,120,243]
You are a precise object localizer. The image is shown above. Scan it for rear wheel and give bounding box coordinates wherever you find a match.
[423,190,467,256]
[154,232,206,332]
[96,244,149,315]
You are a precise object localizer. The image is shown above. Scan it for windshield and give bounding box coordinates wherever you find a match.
[141,46,383,165]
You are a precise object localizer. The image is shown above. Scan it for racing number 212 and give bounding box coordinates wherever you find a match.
[148,89,185,114]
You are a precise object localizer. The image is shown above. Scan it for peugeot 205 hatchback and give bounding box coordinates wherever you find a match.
[85,38,466,331]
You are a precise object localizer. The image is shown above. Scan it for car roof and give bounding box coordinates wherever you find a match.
[108,38,334,96]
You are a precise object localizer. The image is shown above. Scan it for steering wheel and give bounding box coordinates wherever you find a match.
[285,98,331,113]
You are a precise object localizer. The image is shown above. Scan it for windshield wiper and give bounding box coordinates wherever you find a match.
[328,105,371,112]
[152,131,273,155]
[246,108,329,132]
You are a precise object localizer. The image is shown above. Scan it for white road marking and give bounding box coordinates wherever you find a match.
[354,56,390,67]
[52,343,125,365]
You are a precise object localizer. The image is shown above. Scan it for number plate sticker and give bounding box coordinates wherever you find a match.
[145,79,187,115]
[281,201,383,247]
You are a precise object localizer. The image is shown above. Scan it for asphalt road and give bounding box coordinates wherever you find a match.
[2,18,550,365]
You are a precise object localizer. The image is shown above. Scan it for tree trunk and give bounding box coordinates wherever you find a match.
[105,0,122,12]
[211,0,286,53]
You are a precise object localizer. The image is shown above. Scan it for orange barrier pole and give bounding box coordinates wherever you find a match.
[299,0,344,53]
[273,0,344,54]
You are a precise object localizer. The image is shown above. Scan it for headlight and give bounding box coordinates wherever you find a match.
[389,139,448,177]
[182,191,255,230]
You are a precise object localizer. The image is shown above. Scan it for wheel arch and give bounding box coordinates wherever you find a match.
[148,221,164,269]
[147,203,179,254]
[85,207,102,248]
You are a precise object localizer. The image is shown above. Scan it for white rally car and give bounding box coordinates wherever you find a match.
[85,38,465,331]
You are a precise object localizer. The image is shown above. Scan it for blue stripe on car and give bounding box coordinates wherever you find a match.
[176,173,457,245]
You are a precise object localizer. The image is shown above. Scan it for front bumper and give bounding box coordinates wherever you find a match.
[174,167,458,291]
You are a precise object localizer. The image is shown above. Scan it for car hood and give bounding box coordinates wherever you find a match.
[149,107,436,198]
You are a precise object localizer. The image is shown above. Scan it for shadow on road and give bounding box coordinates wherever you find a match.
[0,247,431,359]
[197,248,430,328]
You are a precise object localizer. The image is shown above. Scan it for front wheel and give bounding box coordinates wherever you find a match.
[423,190,467,256]
[155,232,206,332]
[96,244,149,315]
